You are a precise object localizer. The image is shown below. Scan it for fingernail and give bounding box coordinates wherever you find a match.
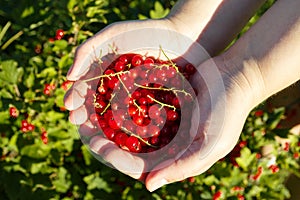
[149,179,168,192]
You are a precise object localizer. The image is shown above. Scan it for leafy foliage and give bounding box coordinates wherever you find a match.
[0,0,299,199]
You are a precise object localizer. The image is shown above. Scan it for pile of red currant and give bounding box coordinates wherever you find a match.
[84,53,197,153]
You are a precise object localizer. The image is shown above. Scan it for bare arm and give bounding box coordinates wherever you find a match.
[221,0,300,108]
[167,0,267,55]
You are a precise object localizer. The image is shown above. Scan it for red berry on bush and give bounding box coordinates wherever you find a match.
[212,191,222,200]
[9,107,19,118]
[55,29,64,40]
[269,164,279,173]
[41,131,48,144]
[43,83,56,96]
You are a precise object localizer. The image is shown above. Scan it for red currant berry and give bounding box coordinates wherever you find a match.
[131,54,143,67]
[98,84,109,95]
[55,29,64,40]
[184,63,196,75]
[103,127,116,140]
[132,114,144,126]
[126,136,142,153]
[167,109,179,121]
[114,61,126,72]
[114,131,128,147]
[9,107,19,118]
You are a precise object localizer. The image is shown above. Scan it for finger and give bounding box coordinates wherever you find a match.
[69,105,88,125]
[145,141,220,192]
[66,24,118,81]
[64,81,88,110]
[89,136,146,180]
[78,120,99,137]
[64,89,85,111]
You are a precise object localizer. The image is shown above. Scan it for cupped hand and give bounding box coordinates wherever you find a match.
[145,56,256,191]
[64,18,209,180]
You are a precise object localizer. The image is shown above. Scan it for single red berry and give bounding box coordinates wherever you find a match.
[114,61,126,72]
[114,131,128,147]
[138,97,148,106]
[136,126,148,137]
[239,141,247,148]
[21,120,29,128]
[132,114,144,126]
[107,77,119,89]
[98,84,109,95]
[128,105,138,116]
[55,29,64,40]
[237,194,245,200]
[125,136,142,153]
[108,117,122,130]
[94,100,107,113]
[103,127,116,140]
[131,54,143,67]
[9,107,19,118]
[118,55,129,64]
[184,63,196,75]
[256,153,262,159]
[167,109,179,121]
[144,57,155,68]
[254,110,264,117]
[61,80,73,91]
[283,142,289,151]
[212,191,222,200]
[150,136,160,145]
[27,124,35,131]
[293,152,299,159]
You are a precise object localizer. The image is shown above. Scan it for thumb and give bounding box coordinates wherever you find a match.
[145,141,222,192]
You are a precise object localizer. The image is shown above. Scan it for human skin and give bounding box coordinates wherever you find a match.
[63,0,284,192]
[145,0,300,191]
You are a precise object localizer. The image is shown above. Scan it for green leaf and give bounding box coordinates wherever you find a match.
[23,90,35,100]
[0,111,10,124]
[52,167,71,193]
[0,88,13,98]
[83,172,111,192]
[58,54,72,69]
[21,143,51,159]
[236,147,256,171]
[25,71,35,88]
[53,40,68,50]
[149,1,169,19]
[81,145,92,166]
[203,175,219,185]
[31,162,55,174]
[48,127,70,139]
[37,67,57,78]
[0,60,19,84]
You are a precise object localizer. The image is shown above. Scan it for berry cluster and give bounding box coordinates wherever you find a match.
[84,53,197,153]
[41,129,48,144]
[43,83,56,96]
[21,119,35,133]
[49,29,65,42]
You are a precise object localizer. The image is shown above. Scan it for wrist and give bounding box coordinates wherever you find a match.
[218,53,266,110]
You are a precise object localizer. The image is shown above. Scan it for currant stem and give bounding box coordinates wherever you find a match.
[159,45,179,72]
[121,126,158,148]
[83,71,129,82]
[147,95,176,111]
[134,83,192,98]
[100,93,116,115]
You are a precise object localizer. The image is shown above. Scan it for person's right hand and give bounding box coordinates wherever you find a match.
[64,18,208,180]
